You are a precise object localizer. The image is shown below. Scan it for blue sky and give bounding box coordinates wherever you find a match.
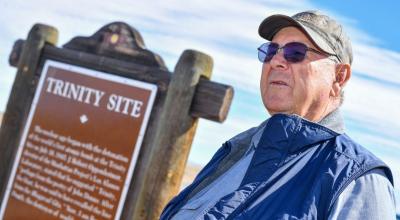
[311,0,400,51]
[1,0,399,214]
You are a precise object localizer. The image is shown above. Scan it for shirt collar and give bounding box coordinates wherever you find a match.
[317,108,345,134]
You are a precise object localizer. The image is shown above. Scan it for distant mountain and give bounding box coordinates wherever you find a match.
[181,162,202,190]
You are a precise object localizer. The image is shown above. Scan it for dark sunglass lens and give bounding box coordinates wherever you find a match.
[266,43,279,61]
[258,43,278,62]
[258,49,267,63]
[284,42,307,63]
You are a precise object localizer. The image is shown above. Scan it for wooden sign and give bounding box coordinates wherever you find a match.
[0,60,157,220]
[0,23,234,220]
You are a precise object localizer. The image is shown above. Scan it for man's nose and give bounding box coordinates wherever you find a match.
[269,49,288,70]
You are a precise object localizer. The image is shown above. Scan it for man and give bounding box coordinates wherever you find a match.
[161,11,396,219]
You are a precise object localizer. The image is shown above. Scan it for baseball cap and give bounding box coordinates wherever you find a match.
[258,10,353,64]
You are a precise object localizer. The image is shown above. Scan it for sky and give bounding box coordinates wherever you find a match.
[1,0,400,214]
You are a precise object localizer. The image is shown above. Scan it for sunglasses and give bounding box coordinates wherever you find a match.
[257,42,339,63]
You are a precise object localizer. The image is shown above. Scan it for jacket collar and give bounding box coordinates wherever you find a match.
[250,108,344,151]
[258,112,341,154]
[240,112,342,186]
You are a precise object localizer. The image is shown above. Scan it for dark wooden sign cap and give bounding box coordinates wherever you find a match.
[63,22,166,69]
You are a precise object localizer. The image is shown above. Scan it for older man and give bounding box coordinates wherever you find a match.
[160,11,396,219]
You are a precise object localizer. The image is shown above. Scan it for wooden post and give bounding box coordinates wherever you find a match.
[132,50,213,220]
[0,24,58,202]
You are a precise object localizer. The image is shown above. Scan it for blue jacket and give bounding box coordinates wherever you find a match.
[161,114,393,220]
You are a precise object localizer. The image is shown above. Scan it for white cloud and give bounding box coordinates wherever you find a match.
[189,113,264,164]
[343,76,400,126]
[352,44,400,84]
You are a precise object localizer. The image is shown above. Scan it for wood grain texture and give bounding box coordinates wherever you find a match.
[191,77,234,122]
[0,24,58,205]
[63,21,167,69]
[9,40,234,122]
[132,49,213,220]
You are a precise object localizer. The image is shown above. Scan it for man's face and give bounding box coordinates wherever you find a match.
[260,26,337,121]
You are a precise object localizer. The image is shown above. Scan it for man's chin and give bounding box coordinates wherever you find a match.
[266,107,293,117]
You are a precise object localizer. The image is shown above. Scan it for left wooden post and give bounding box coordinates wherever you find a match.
[0,24,58,203]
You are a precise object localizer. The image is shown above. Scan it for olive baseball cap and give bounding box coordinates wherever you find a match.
[258,10,353,64]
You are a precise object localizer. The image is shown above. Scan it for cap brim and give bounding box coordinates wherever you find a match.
[258,14,336,55]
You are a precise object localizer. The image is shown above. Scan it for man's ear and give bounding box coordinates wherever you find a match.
[330,63,351,97]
